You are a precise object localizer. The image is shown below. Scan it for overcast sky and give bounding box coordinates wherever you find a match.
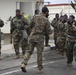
[44,0,74,4]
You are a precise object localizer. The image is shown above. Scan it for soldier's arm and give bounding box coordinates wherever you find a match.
[22,16,31,35]
[29,17,35,29]
[10,19,16,34]
[10,19,15,44]
[64,23,69,37]
[45,19,53,35]
[22,17,29,29]
[51,19,57,28]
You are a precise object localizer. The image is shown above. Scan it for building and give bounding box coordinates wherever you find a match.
[0,0,44,44]
[45,3,76,22]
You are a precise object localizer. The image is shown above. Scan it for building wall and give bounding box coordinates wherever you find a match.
[46,4,76,22]
[0,0,44,45]
[0,0,16,34]
[20,2,34,16]
[4,34,10,45]
[0,0,16,21]
[0,0,44,34]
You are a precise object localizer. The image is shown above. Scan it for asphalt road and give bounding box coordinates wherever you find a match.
[1,59,76,75]
[0,49,76,75]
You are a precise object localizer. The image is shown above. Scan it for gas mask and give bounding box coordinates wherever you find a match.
[46,13,49,18]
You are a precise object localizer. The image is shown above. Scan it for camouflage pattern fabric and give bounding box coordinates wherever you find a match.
[11,15,29,55]
[65,22,76,64]
[22,14,52,70]
[56,21,66,54]
[51,18,60,49]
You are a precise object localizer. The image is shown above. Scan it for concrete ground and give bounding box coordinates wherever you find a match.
[0,40,55,70]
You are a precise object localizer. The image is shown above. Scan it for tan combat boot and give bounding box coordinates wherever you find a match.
[67,63,72,67]
[21,63,27,73]
[37,69,43,74]
[14,55,20,59]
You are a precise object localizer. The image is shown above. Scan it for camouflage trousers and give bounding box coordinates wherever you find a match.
[54,32,59,49]
[13,30,28,55]
[22,34,44,70]
[45,34,49,46]
[66,41,76,64]
[56,36,66,54]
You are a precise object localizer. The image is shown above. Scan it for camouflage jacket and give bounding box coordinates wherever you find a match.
[10,15,29,34]
[30,14,52,35]
[57,21,66,37]
[64,21,76,42]
[65,22,76,37]
[29,14,52,43]
[51,18,59,32]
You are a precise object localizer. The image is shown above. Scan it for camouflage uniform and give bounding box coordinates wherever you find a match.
[22,14,52,70]
[56,21,66,55]
[65,19,76,64]
[0,19,4,56]
[11,15,29,56]
[51,18,59,49]
[45,32,49,46]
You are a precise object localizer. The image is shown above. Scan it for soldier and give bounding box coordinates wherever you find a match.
[44,6,50,46]
[0,19,4,59]
[65,15,76,66]
[51,13,60,50]
[45,29,50,46]
[21,6,52,73]
[56,15,68,55]
[11,9,29,59]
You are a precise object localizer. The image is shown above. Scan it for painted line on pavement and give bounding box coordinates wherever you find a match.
[0,61,58,75]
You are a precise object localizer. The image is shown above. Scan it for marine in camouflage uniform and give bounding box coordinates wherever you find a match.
[0,19,4,59]
[21,7,52,73]
[11,9,29,58]
[45,7,50,47]
[51,13,60,50]
[56,15,68,55]
[65,15,76,66]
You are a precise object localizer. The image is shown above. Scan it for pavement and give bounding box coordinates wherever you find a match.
[1,40,55,58]
[0,40,76,75]
[0,40,55,70]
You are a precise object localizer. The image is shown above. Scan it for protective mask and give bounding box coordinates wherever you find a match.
[46,13,49,18]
